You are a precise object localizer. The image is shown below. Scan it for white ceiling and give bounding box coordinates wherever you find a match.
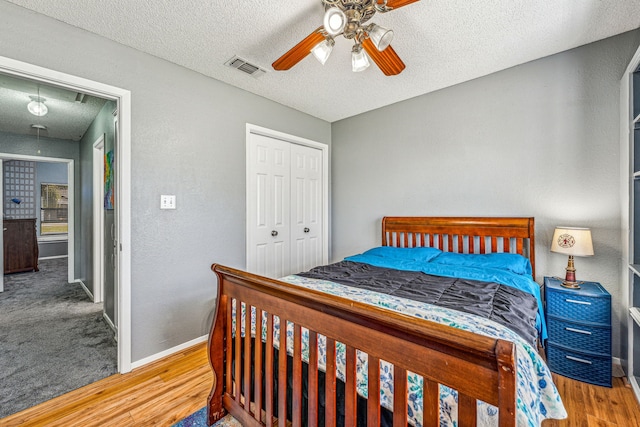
[4,0,640,123]
[0,73,107,141]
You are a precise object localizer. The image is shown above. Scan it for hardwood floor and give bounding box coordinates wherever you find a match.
[1,342,639,426]
[0,343,212,427]
[543,374,640,427]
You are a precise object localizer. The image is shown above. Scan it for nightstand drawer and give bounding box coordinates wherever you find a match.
[547,344,611,387]
[547,317,610,354]
[546,291,609,324]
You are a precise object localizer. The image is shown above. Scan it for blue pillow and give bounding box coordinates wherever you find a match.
[430,252,532,276]
[361,246,442,262]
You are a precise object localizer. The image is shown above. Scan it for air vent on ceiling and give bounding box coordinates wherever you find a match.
[224,56,266,78]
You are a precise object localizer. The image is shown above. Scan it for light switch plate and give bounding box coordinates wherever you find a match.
[160,194,176,209]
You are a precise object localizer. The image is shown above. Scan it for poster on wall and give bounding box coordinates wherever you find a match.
[104,150,114,210]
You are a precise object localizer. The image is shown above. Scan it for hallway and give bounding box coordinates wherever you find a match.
[0,258,117,417]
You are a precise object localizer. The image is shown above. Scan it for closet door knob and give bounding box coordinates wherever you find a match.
[304,227,310,233]
[271,230,278,237]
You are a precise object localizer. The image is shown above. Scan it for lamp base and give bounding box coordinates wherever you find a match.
[561,280,581,289]
[561,255,580,289]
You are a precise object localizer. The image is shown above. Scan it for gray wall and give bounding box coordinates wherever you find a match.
[332,30,640,359]
[79,100,117,322]
[0,1,331,362]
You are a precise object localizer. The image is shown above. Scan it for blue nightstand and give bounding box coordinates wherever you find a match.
[544,276,611,387]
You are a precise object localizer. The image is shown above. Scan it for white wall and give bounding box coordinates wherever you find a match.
[0,1,331,362]
[331,30,640,359]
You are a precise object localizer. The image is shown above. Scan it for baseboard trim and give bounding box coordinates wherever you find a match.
[102,311,117,335]
[130,335,208,370]
[39,255,69,260]
[75,279,94,300]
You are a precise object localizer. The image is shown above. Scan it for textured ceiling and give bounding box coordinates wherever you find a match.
[4,0,640,123]
[0,73,107,141]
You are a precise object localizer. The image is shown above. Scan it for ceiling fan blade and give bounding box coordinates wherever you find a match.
[384,0,420,9]
[273,27,325,71]
[362,38,406,76]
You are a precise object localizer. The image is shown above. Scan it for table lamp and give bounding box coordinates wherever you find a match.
[550,226,594,289]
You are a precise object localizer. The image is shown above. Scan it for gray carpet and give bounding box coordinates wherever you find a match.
[0,258,117,418]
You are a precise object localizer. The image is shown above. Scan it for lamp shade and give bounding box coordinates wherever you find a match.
[351,45,370,72]
[550,227,594,257]
[311,38,335,65]
[368,24,394,51]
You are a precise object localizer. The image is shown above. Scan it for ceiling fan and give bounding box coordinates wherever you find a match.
[272,0,420,76]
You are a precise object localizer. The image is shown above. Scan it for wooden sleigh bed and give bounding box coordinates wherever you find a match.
[207,217,543,427]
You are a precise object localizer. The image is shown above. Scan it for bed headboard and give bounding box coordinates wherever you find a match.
[382,216,536,278]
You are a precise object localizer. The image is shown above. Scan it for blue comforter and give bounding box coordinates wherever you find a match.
[344,251,548,341]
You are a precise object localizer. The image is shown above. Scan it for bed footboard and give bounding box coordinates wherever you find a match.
[208,264,517,427]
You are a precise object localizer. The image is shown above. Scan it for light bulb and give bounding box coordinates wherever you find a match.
[28,100,48,116]
[323,8,346,36]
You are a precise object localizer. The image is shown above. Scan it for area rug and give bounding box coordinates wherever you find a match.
[172,407,241,427]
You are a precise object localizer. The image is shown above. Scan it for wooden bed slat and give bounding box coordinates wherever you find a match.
[224,297,232,398]
[308,331,318,427]
[235,301,242,404]
[393,366,407,427]
[265,314,274,425]
[345,345,358,426]
[458,393,477,427]
[244,304,252,414]
[254,310,263,423]
[325,337,337,427]
[278,318,287,427]
[367,356,381,426]
[423,378,439,426]
[292,324,303,426]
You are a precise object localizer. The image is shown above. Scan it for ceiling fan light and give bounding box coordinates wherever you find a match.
[351,45,370,72]
[323,7,346,36]
[27,99,48,116]
[311,38,335,65]
[368,24,394,51]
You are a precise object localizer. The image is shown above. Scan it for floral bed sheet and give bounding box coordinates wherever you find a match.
[236,275,567,427]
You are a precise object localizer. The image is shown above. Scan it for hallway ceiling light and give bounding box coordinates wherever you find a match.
[27,98,48,116]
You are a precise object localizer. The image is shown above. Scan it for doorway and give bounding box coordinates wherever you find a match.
[0,55,132,373]
[0,155,74,282]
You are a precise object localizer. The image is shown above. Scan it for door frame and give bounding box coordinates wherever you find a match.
[0,159,3,293]
[0,55,133,373]
[245,123,329,270]
[93,135,105,304]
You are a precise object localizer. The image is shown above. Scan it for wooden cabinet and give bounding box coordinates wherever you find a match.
[544,277,611,387]
[3,218,39,274]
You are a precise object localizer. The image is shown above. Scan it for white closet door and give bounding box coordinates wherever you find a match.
[290,143,323,274]
[247,133,291,278]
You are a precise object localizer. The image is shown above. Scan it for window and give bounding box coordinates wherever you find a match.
[40,183,68,235]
